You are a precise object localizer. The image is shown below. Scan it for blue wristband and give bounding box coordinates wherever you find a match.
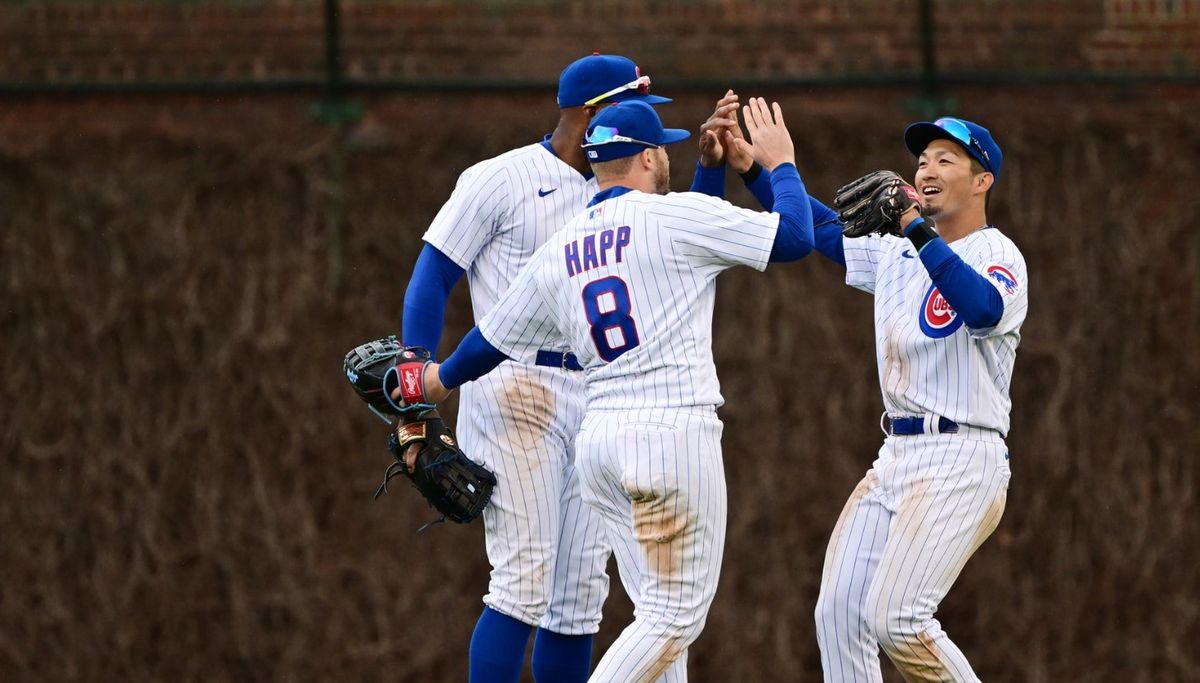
[903,216,938,252]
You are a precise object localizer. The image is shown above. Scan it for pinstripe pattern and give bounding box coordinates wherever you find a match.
[480,190,779,411]
[424,142,598,324]
[843,228,1028,436]
[815,433,1010,683]
[576,407,726,683]
[819,225,1026,682]
[422,142,610,634]
[458,363,611,634]
[475,188,779,681]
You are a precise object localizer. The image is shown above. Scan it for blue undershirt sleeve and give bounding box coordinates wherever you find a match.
[744,165,844,266]
[743,164,775,210]
[401,244,467,358]
[810,197,846,266]
[689,162,726,198]
[438,327,510,390]
[915,232,1004,329]
[766,163,815,263]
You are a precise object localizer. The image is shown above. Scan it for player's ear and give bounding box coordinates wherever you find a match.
[974,171,994,195]
[639,147,657,170]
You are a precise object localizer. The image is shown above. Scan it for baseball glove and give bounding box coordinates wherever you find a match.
[375,408,497,530]
[833,170,922,238]
[343,337,434,422]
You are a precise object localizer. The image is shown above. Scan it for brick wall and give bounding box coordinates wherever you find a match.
[2,0,1198,86]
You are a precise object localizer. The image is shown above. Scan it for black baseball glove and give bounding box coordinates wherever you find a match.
[375,409,498,530]
[343,337,434,422]
[833,170,922,238]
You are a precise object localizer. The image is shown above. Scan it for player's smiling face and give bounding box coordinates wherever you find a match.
[915,139,976,219]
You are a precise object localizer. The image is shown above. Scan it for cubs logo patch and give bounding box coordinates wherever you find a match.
[987,265,1019,295]
[918,284,964,338]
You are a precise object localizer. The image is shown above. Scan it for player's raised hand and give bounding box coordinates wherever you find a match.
[720,94,755,174]
[731,97,795,172]
[698,90,740,169]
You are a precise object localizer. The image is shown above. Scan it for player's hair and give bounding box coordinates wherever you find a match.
[590,155,637,181]
[969,157,993,211]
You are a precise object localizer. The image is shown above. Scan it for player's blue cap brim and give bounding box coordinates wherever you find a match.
[611,92,672,106]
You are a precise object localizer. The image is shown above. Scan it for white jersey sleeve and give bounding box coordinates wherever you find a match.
[844,233,904,294]
[422,161,511,269]
[476,246,565,363]
[650,192,778,273]
[966,237,1029,339]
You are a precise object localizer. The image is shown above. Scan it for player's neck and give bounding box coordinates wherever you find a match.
[597,174,654,194]
[934,209,988,243]
[548,118,592,176]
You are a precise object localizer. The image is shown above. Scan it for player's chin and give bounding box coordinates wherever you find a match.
[922,203,943,218]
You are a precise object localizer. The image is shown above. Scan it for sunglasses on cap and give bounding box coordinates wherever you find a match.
[935,117,993,173]
[584,75,652,107]
[584,125,661,149]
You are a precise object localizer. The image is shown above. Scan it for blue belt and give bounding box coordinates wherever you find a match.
[534,350,583,371]
[888,415,959,435]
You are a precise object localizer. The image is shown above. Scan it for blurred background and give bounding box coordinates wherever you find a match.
[3,0,1198,681]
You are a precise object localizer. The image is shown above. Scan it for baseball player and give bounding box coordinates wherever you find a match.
[745,117,1024,681]
[391,97,816,681]
[399,55,743,683]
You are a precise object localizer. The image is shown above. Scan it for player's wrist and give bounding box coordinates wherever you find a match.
[764,156,796,173]
[739,162,763,184]
[425,364,452,403]
[903,216,938,252]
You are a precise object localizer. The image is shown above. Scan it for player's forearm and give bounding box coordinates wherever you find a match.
[810,198,846,266]
[402,244,467,356]
[689,162,726,199]
[438,327,510,390]
[766,163,814,262]
[905,218,1003,329]
[740,162,774,211]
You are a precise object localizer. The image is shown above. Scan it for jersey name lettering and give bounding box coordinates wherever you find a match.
[565,225,631,277]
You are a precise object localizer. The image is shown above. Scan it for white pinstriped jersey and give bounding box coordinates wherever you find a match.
[843,226,1028,435]
[423,142,599,325]
[478,189,779,411]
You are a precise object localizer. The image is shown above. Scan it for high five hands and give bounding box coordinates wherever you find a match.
[698,92,794,173]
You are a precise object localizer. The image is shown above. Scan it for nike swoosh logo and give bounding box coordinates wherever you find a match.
[538,188,557,197]
[901,249,915,259]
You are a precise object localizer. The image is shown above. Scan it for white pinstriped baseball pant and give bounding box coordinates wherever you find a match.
[575,406,727,683]
[815,429,1011,682]
[457,362,611,635]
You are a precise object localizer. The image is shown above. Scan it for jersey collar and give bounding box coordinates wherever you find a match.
[540,134,594,180]
[587,185,634,207]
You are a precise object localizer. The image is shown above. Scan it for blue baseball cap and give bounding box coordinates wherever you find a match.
[904,117,1003,181]
[557,54,672,109]
[582,100,690,162]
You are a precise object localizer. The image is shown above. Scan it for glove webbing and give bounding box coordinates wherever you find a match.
[372,460,450,534]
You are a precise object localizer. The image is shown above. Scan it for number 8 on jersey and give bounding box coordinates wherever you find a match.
[582,276,640,362]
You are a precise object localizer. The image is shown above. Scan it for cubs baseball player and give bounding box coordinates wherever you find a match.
[391,97,816,681]
[753,117,1024,682]
[399,56,747,683]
